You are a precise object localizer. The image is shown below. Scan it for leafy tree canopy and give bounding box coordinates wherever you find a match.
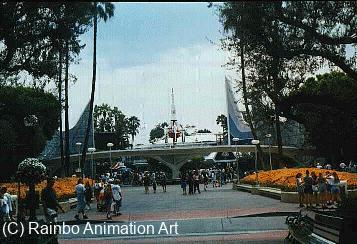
[279,72,357,163]
[218,1,357,80]
[0,85,60,180]
[149,122,168,143]
[0,2,106,83]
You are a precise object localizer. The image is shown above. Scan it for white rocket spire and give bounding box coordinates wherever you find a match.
[171,88,176,122]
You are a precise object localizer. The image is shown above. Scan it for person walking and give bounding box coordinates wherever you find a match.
[93,182,102,203]
[180,172,187,195]
[84,181,93,210]
[143,172,150,194]
[74,178,88,220]
[296,173,304,208]
[188,171,194,195]
[193,170,201,194]
[326,171,334,205]
[0,188,10,222]
[202,170,208,191]
[303,170,313,208]
[104,184,113,219]
[311,171,319,206]
[161,172,167,192]
[41,177,65,223]
[211,170,216,188]
[152,173,157,194]
[216,170,221,187]
[317,173,327,208]
[331,172,341,204]
[1,187,14,221]
[111,180,122,216]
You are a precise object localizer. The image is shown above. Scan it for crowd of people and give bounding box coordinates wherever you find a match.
[141,171,167,194]
[296,170,342,209]
[313,161,357,172]
[179,167,235,195]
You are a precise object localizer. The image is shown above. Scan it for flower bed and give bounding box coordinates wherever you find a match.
[241,168,357,192]
[0,177,92,201]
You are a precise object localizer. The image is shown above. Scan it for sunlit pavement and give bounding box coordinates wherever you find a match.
[57,183,297,243]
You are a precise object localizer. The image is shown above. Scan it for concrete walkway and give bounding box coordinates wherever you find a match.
[55,183,299,243]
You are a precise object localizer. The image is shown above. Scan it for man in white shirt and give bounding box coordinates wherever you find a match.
[74,178,88,220]
[111,180,122,216]
[0,188,10,221]
[1,187,13,221]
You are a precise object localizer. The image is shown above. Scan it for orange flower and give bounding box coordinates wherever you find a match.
[0,177,92,200]
[241,168,357,191]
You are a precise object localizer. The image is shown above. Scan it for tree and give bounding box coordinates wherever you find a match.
[279,72,357,163]
[0,3,93,82]
[217,2,357,81]
[81,2,115,168]
[0,86,60,180]
[149,122,168,143]
[216,114,228,137]
[93,103,134,149]
[218,2,311,162]
[128,116,141,146]
[93,103,113,132]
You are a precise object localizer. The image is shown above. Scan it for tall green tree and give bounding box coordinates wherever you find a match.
[93,103,114,132]
[128,116,141,146]
[81,2,115,168]
[93,103,133,149]
[216,114,228,136]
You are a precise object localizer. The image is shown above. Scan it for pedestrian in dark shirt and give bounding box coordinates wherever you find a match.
[161,172,167,192]
[188,171,194,195]
[41,177,65,223]
[303,170,313,208]
[84,181,93,210]
[193,170,201,194]
[180,172,187,195]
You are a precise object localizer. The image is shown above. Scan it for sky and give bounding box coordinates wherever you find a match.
[67,2,233,144]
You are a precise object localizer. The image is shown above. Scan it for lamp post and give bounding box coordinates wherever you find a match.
[75,142,82,177]
[251,139,260,186]
[265,134,272,170]
[107,142,114,176]
[88,147,96,184]
[232,137,240,184]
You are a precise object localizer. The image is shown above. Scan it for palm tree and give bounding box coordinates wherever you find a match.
[128,116,141,147]
[216,114,228,137]
[81,2,114,166]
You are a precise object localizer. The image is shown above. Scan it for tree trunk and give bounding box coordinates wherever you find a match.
[58,48,65,177]
[81,10,97,169]
[64,41,71,176]
[271,56,283,161]
[240,42,265,170]
[274,107,283,156]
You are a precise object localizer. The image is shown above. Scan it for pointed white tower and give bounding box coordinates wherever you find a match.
[170,88,177,123]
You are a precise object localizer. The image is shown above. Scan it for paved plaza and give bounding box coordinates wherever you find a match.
[57,183,299,243]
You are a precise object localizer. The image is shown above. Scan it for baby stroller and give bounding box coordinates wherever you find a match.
[96,188,106,212]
